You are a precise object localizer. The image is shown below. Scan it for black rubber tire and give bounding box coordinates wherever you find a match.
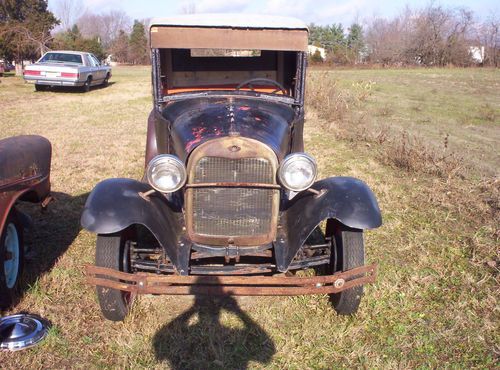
[82,77,91,92]
[95,234,133,321]
[329,227,365,315]
[0,211,24,309]
[103,73,110,87]
[34,84,46,92]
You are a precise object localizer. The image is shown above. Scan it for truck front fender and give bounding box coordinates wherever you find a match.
[275,177,382,271]
[80,178,190,274]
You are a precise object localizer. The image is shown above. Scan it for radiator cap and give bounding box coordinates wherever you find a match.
[0,314,49,351]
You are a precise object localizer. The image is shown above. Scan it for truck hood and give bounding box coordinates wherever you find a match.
[162,96,295,162]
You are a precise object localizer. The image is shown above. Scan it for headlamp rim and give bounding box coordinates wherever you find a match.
[278,152,317,192]
[146,154,187,193]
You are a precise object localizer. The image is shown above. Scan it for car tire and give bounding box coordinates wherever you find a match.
[103,73,110,87]
[82,77,91,92]
[329,225,365,315]
[0,211,24,309]
[35,84,46,92]
[95,233,133,321]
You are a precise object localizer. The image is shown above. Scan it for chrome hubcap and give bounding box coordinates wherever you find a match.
[4,223,20,289]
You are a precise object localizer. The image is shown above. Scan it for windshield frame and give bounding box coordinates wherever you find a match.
[152,48,306,108]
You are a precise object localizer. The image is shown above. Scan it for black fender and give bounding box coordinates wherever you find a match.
[275,177,382,271]
[80,179,190,275]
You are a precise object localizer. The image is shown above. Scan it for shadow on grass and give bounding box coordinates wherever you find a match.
[15,191,88,305]
[33,81,116,94]
[153,279,275,369]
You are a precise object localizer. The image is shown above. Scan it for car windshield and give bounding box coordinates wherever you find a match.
[39,53,83,64]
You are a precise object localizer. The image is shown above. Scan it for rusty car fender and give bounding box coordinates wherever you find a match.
[275,177,382,271]
[0,135,52,234]
[80,179,191,274]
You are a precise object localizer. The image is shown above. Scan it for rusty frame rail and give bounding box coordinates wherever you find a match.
[85,263,377,296]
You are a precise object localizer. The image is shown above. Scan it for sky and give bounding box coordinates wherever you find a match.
[48,0,500,26]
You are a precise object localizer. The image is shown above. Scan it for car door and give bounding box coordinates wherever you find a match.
[90,54,104,82]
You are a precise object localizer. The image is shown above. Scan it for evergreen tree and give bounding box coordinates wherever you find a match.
[128,20,148,65]
[53,24,106,60]
[346,23,366,63]
[0,0,59,67]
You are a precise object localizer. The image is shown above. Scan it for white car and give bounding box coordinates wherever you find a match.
[23,51,112,92]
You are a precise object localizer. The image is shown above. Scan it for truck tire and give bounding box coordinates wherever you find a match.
[329,225,365,315]
[95,233,133,321]
[35,84,46,92]
[0,211,24,309]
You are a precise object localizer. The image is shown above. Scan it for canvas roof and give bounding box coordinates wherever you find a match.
[150,14,308,30]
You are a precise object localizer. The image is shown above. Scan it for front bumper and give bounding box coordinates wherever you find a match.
[85,263,377,296]
[24,77,83,87]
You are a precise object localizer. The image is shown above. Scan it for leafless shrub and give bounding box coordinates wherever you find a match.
[351,80,375,103]
[379,132,463,179]
[307,72,350,124]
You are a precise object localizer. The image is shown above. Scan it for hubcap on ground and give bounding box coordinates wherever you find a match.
[0,314,49,351]
[4,223,19,289]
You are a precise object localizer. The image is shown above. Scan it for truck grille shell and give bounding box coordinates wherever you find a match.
[185,137,279,246]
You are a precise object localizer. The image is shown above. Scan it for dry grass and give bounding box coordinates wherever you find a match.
[0,67,499,368]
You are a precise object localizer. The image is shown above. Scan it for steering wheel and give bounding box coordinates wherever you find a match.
[236,78,287,95]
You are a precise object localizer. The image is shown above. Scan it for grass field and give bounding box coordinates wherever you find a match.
[0,67,498,368]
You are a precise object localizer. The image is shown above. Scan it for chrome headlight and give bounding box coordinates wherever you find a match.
[278,153,317,192]
[146,155,187,193]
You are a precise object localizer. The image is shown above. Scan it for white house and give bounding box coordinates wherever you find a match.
[469,46,485,64]
[307,45,327,61]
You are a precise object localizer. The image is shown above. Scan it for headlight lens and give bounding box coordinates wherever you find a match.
[278,153,317,191]
[146,155,187,193]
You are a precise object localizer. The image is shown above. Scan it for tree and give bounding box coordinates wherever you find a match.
[476,14,499,67]
[76,10,131,48]
[0,0,59,74]
[52,24,106,60]
[109,29,129,63]
[308,23,347,64]
[364,4,476,66]
[128,20,148,64]
[346,23,365,63]
[52,0,83,31]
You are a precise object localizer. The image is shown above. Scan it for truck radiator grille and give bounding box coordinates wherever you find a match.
[193,157,273,184]
[192,187,274,236]
[190,156,276,241]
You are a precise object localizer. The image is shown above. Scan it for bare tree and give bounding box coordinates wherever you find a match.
[365,4,475,66]
[76,10,131,47]
[365,8,414,65]
[477,14,500,66]
[53,0,83,30]
[99,10,132,46]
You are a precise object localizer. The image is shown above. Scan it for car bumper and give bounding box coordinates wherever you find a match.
[85,263,377,295]
[24,77,84,87]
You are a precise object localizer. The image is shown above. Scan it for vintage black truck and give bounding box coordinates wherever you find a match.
[82,14,382,321]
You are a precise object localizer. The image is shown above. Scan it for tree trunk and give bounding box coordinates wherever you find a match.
[15,61,23,76]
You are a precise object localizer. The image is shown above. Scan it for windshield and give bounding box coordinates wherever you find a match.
[39,52,83,64]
